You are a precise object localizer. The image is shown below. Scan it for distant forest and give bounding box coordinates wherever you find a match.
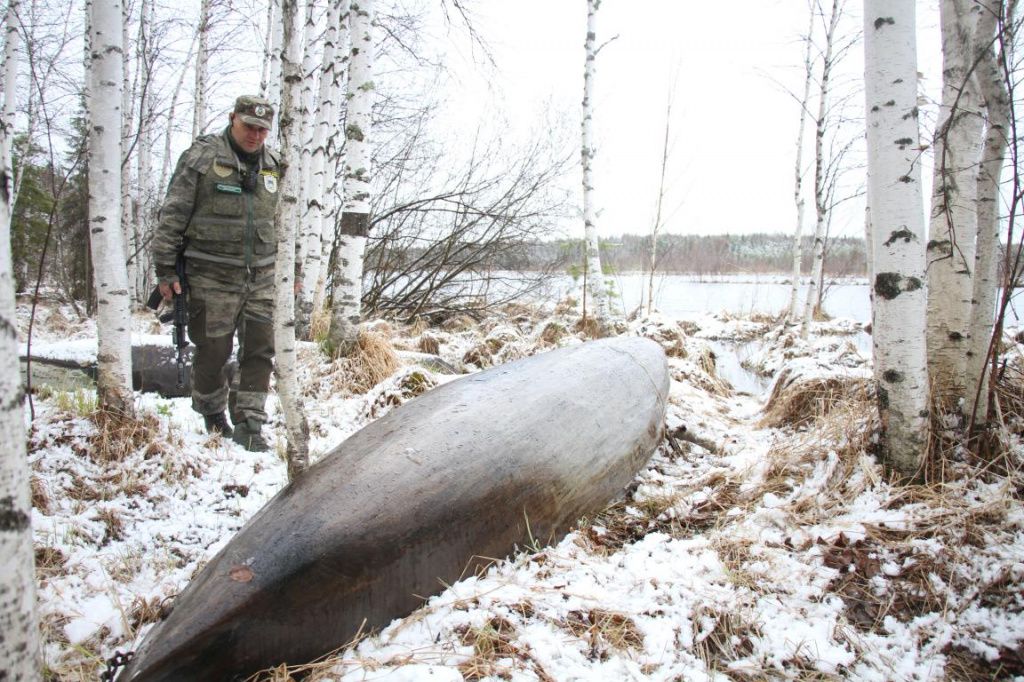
[503,233,868,277]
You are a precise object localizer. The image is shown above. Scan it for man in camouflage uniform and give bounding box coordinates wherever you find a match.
[152,95,282,451]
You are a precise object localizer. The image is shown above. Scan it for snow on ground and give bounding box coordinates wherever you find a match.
[19,295,1024,681]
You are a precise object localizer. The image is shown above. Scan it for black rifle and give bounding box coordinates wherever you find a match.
[146,258,189,388]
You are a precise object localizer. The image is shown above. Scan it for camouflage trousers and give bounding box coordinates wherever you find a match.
[187,284,274,425]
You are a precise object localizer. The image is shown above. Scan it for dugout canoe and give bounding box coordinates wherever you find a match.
[119,336,669,681]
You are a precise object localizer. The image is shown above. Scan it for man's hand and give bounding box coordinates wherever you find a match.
[159,280,182,302]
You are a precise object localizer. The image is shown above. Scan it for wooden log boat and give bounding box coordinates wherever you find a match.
[119,336,669,681]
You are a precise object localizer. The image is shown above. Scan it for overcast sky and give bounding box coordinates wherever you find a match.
[437,1,943,239]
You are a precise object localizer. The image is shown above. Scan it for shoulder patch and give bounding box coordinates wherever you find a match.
[184,139,220,175]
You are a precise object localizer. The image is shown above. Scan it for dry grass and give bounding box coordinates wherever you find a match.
[407,317,429,336]
[418,333,440,355]
[88,408,161,463]
[346,330,401,393]
[462,344,493,368]
[562,609,644,658]
[574,315,605,339]
[760,369,871,429]
[538,322,567,346]
[692,605,760,675]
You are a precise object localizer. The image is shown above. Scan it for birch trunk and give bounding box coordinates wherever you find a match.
[266,0,284,126]
[159,35,196,193]
[298,0,342,335]
[788,1,816,323]
[864,1,930,476]
[294,0,317,271]
[327,0,373,355]
[192,0,211,139]
[967,1,1010,427]
[259,0,275,97]
[89,0,134,414]
[134,0,154,299]
[121,0,136,302]
[275,0,311,479]
[646,89,671,316]
[0,2,39,674]
[581,0,609,325]
[925,0,984,404]
[312,1,350,324]
[801,0,841,339]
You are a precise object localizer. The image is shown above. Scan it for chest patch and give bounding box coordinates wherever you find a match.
[215,183,242,194]
[263,174,278,193]
[212,162,233,178]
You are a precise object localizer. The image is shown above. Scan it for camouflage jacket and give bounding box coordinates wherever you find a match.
[152,129,282,284]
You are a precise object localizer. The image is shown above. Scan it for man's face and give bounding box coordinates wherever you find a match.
[229,114,270,153]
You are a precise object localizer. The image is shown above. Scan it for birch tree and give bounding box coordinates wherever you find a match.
[581,0,610,327]
[132,0,155,301]
[193,0,211,138]
[787,1,816,323]
[298,0,345,335]
[863,1,930,475]
[88,0,134,414]
[926,0,985,405]
[0,3,39,674]
[326,0,374,355]
[275,0,311,479]
[967,0,1015,428]
[120,0,135,301]
[646,86,672,317]
[800,0,843,339]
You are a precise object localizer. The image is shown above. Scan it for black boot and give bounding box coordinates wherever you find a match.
[232,418,269,452]
[204,411,233,437]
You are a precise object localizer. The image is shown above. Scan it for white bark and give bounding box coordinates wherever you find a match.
[275,0,311,479]
[0,2,38,674]
[864,1,930,475]
[89,0,134,414]
[266,0,284,126]
[121,0,135,301]
[925,0,984,404]
[327,0,373,355]
[298,0,342,334]
[134,0,155,299]
[311,1,350,322]
[788,1,816,323]
[801,0,841,340]
[967,1,1010,426]
[581,0,609,325]
[260,0,275,97]
[294,0,317,270]
[192,0,211,139]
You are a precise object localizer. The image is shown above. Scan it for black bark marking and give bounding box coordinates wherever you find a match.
[874,17,895,29]
[875,273,902,300]
[898,175,914,183]
[882,369,904,383]
[948,331,964,341]
[905,277,922,292]
[895,137,913,149]
[0,496,29,532]
[927,239,951,253]
[885,100,896,107]
[884,228,915,246]
[902,107,919,120]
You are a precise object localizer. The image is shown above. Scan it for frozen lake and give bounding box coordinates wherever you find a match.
[547,273,872,323]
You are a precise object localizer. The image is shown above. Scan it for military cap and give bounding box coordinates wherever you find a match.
[233,95,274,129]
